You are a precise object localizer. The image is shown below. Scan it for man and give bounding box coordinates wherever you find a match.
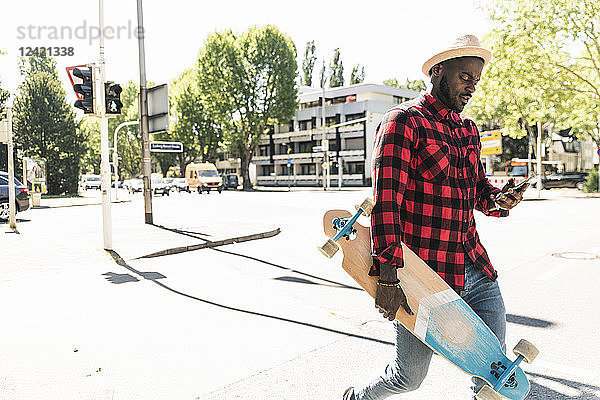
[344,35,528,400]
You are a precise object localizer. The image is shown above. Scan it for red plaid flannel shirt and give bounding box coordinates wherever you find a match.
[370,93,508,291]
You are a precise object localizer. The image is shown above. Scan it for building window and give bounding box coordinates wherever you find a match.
[346,162,364,175]
[344,137,364,150]
[345,112,365,122]
[300,164,316,175]
[280,165,290,175]
[298,141,312,153]
[260,165,274,176]
[259,145,269,157]
[299,120,311,131]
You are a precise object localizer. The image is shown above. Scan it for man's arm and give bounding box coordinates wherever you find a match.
[371,110,415,320]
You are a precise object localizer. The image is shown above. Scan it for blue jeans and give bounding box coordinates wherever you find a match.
[350,261,506,400]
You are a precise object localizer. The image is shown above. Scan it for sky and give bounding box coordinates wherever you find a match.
[0,0,492,107]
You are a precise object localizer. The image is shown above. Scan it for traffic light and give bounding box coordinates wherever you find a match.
[73,67,94,114]
[105,82,123,114]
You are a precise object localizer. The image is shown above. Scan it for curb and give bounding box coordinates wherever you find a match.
[137,227,281,259]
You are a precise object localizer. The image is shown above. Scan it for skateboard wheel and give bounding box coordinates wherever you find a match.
[513,339,539,364]
[355,198,375,217]
[475,385,501,400]
[318,239,339,258]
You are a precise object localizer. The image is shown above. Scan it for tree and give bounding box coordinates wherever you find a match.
[468,0,600,149]
[169,67,224,172]
[13,56,86,194]
[329,48,344,88]
[197,25,298,189]
[302,40,317,86]
[383,78,426,92]
[319,59,327,89]
[350,64,365,85]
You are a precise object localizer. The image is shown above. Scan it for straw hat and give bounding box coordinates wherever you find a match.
[422,34,491,77]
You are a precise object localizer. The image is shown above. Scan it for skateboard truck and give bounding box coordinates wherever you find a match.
[476,339,539,400]
[318,198,375,258]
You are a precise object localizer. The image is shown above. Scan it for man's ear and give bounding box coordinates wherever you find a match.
[430,64,443,78]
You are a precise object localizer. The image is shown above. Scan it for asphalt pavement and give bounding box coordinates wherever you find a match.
[1,187,599,400]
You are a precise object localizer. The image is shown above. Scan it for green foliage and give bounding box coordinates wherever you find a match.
[329,48,344,88]
[467,0,600,147]
[302,40,317,86]
[350,65,365,85]
[319,59,327,89]
[169,67,223,172]
[19,54,58,77]
[197,25,298,189]
[383,78,426,92]
[80,81,143,179]
[584,168,599,192]
[13,68,86,194]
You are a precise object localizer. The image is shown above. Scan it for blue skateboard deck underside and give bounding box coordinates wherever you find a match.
[418,295,530,399]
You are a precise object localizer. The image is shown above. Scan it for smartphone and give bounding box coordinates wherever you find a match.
[514,174,538,190]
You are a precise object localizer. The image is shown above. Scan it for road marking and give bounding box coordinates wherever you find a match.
[536,259,574,281]
[525,359,599,382]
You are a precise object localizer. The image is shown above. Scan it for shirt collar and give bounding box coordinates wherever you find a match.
[421,92,463,124]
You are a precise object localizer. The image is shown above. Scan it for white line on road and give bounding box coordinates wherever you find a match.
[536,259,575,281]
[524,359,600,382]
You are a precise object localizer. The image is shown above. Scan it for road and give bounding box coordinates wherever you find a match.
[1,188,599,399]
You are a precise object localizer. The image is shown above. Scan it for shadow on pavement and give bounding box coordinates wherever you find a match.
[212,247,362,291]
[151,224,361,291]
[105,249,393,346]
[506,314,556,329]
[528,371,600,399]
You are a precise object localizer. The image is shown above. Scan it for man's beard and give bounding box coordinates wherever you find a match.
[439,76,464,112]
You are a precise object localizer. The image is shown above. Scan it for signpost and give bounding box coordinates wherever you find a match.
[480,130,502,155]
[480,130,502,175]
[150,141,183,153]
[147,84,169,134]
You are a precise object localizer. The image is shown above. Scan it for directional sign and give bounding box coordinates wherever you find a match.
[150,141,183,153]
[480,130,502,155]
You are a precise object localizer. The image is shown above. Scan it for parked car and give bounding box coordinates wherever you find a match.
[80,174,101,190]
[171,178,189,192]
[537,172,588,190]
[223,174,239,190]
[126,178,144,194]
[0,172,30,220]
[151,178,170,196]
[163,178,175,191]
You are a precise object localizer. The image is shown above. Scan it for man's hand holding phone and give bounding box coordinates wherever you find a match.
[490,175,535,210]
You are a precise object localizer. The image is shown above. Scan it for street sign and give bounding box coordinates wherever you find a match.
[147,84,169,133]
[312,145,323,152]
[480,130,502,155]
[150,141,183,153]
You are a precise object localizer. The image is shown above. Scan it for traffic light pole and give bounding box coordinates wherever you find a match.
[136,0,153,225]
[98,0,113,250]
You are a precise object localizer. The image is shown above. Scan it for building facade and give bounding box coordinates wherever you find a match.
[250,83,419,187]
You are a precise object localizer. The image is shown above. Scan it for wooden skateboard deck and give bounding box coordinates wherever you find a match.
[322,208,534,400]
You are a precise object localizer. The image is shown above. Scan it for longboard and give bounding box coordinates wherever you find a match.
[319,199,538,400]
